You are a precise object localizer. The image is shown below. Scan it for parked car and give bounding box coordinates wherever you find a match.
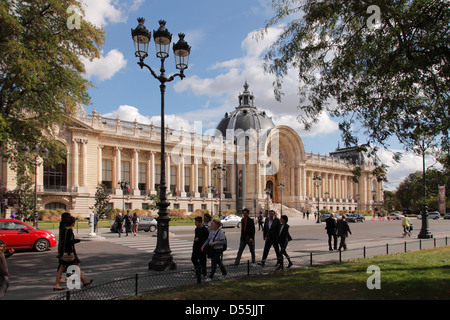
[0,219,57,252]
[320,213,341,222]
[387,213,404,220]
[219,214,241,228]
[347,214,365,223]
[417,211,440,220]
[110,216,157,233]
[444,213,450,220]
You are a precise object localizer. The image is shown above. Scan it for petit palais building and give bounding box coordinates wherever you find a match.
[1,83,384,218]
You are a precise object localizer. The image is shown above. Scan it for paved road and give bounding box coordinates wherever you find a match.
[3,217,450,300]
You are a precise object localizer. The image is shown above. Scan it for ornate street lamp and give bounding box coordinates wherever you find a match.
[131,18,191,271]
[313,176,322,223]
[23,144,49,229]
[213,164,226,217]
[278,183,285,215]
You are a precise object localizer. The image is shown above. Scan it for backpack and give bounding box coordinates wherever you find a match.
[222,230,227,252]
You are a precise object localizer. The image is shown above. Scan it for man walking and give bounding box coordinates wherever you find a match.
[325,213,338,251]
[191,216,209,279]
[259,210,281,267]
[337,214,352,251]
[234,208,255,265]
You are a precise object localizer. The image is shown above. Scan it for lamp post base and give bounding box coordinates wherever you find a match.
[148,253,177,271]
[418,230,433,239]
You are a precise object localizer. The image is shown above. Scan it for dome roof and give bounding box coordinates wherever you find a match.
[216,82,275,138]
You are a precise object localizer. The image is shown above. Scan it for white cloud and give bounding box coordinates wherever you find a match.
[81,49,127,82]
[377,148,442,190]
[81,0,125,26]
[81,0,146,27]
[103,105,196,132]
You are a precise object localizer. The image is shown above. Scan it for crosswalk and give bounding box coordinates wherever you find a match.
[106,234,260,264]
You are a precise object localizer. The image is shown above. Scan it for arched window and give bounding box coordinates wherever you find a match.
[45,202,67,211]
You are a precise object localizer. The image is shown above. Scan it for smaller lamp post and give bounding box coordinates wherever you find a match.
[23,144,49,229]
[213,164,226,217]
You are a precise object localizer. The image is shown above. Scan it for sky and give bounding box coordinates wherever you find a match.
[76,0,436,191]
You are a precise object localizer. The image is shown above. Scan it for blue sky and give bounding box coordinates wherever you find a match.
[77,0,433,190]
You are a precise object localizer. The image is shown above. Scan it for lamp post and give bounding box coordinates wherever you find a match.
[23,144,49,229]
[132,18,191,271]
[208,185,215,215]
[418,138,432,239]
[278,183,285,215]
[313,176,322,223]
[213,164,226,217]
[264,187,271,216]
[118,180,130,215]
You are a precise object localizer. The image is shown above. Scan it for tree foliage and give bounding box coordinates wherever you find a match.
[0,0,104,167]
[262,0,449,158]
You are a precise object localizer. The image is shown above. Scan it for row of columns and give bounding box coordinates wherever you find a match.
[100,146,234,196]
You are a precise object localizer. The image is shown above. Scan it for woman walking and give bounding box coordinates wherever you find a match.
[201,218,227,282]
[54,215,93,290]
[277,215,293,270]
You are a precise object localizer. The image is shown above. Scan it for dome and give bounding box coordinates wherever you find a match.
[216,82,275,139]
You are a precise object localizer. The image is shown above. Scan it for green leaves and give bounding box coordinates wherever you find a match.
[263,0,449,159]
[0,0,104,168]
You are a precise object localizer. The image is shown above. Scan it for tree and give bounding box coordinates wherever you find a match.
[0,0,104,168]
[94,183,111,219]
[261,0,449,159]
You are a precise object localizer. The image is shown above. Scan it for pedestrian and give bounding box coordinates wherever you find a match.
[277,215,292,270]
[203,213,212,231]
[54,215,93,290]
[337,214,352,251]
[124,210,132,236]
[259,209,281,267]
[325,212,338,251]
[56,212,72,284]
[94,213,99,233]
[202,218,227,282]
[258,211,264,231]
[132,212,140,236]
[191,216,209,279]
[0,240,14,300]
[234,208,256,265]
[306,210,310,220]
[115,212,123,237]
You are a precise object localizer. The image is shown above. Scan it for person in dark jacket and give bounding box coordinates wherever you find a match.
[337,214,352,251]
[191,216,209,279]
[277,215,292,270]
[259,210,281,267]
[325,213,338,251]
[234,208,256,265]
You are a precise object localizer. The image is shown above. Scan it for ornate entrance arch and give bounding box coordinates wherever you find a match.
[264,126,306,207]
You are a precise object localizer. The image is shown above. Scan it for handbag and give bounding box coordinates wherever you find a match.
[61,230,75,262]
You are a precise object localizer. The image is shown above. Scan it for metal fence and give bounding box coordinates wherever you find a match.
[51,236,449,300]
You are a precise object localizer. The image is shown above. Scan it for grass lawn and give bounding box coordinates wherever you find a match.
[128,246,450,300]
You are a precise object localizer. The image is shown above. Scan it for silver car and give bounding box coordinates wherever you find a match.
[219,214,241,228]
[417,212,440,220]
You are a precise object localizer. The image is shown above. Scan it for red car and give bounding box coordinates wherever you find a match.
[0,219,57,252]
